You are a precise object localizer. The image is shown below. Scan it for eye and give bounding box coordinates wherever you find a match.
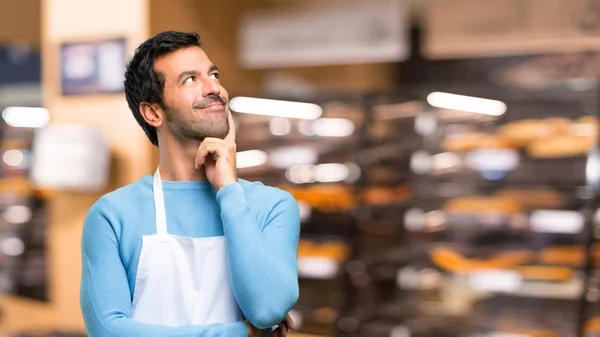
[184,76,196,84]
[210,72,220,80]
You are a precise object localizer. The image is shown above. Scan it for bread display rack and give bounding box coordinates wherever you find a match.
[339,84,600,337]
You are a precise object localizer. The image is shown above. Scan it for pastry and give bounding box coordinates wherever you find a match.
[527,134,595,158]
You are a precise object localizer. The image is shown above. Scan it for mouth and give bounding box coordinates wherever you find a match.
[201,102,224,110]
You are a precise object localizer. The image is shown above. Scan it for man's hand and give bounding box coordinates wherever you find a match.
[194,110,238,190]
[270,313,295,337]
[245,314,295,337]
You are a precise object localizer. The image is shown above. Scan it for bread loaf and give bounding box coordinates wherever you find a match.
[527,134,595,158]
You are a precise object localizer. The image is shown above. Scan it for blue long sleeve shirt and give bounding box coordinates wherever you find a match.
[80,176,301,336]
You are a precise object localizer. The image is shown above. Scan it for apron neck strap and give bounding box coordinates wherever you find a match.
[152,168,168,236]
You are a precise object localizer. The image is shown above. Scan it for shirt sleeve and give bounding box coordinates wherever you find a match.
[80,197,248,337]
[216,183,300,329]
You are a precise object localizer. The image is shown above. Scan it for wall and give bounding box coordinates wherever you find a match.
[150,0,396,97]
[3,0,153,333]
[0,0,41,47]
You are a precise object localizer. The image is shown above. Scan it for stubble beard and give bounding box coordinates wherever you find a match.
[165,106,230,142]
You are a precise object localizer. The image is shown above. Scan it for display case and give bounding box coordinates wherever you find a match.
[342,83,600,337]
[235,80,600,336]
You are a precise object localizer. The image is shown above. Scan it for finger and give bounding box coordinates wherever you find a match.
[200,137,235,161]
[278,324,288,337]
[195,143,217,168]
[194,142,210,168]
[194,142,229,168]
[269,325,285,337]
[284,314,295,330]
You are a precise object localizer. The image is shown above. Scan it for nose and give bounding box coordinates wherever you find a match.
[201,76,220,97]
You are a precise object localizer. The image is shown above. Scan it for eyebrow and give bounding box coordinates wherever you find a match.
[176,65,220,83]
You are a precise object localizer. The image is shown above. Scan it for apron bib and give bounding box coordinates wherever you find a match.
[130,168,242,326]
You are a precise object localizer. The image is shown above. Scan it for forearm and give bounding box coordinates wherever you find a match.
[81,267,248,337]
[217,183,300,329]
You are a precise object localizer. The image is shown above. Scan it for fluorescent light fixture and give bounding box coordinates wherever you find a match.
[432,152,462,171]
[230,96,322,120]
[404,208,426,232]
[469,269,522,292]
[427,92,507,116]
[2,149,24,167]
[314,163,350,183]
[298,118,355,137]
[236,149,267,169]
[2,107,50,128]
[344,162,362,183]
[297,120,315,136]
[269,117,292,136]
[1,237,24,257]
[530,210,584,234]
[268,146,318,169]
[286,165,317,184]
[285,163,354,184]
[4,205,31,224]
[587,150,600,186]
[465,149,519,172]
[298,256,339,279]
[410,150,433,175]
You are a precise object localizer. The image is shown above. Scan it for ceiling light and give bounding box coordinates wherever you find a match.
[269,117,292,136]
[2,107,50,128]
[3,149,24,167]
[230,97,322,120]
[298,118,355,137]
[236,149,268,169]
[285,163,354,184]
[427,92,507,116]
[530,210,584,234]
[268,146,318,169]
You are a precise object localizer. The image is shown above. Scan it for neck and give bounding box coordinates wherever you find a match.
[157,135,207,181]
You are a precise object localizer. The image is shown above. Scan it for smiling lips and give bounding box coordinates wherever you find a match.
[201,103,224,110]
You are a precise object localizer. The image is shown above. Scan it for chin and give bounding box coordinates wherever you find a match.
[202,125,230,140]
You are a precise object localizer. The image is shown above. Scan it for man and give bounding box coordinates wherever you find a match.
[80,31,300,337]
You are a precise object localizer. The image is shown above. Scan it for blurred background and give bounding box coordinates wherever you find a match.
[2,0,600,336]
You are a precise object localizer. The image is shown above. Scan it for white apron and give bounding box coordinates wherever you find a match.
[130,168,243,326]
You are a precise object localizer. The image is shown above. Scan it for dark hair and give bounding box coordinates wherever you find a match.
[124,31,202,147]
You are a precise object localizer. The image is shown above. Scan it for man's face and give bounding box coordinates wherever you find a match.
[154,46,230,141]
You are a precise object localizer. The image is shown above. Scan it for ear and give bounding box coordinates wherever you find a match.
[139,102,163,127]
[224,109,236,143]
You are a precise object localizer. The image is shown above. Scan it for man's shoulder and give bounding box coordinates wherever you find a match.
[83,175,152,242]
[92,175,152,212]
